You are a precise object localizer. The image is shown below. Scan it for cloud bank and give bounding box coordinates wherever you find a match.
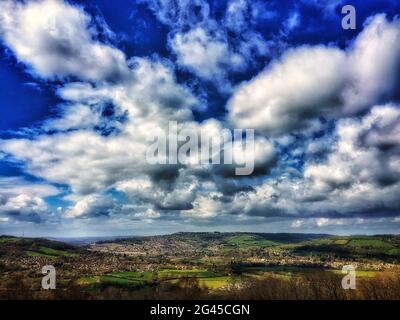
[0,0,399,235]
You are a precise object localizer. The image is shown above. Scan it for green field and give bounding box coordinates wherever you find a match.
[26,250,57,259]
[333,239,349,245]
[26,246,78,258]
[79,266,354,291]
[226,235,276,248]
[79,269,237,290]
[0,237,21,243]
[328,269,377,277]
[79,272,150,288]
[110,271,153,280]
[158,269,220,279]
[3,232,399,299]
[80,265,378,291]
[198,276,235,289]
[347,239,395,250]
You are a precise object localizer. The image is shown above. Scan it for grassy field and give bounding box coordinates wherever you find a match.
[226,235,277,248]
[328,269,377,277]
[79,274,147,287]
[198,276,235,289]
[74,234,400,291]
[78,266,372,291]
[2,233,399,299]
[0,236,21,243]
[333,239,349,245]
[26,246,78,258]
[26,250,57,259]
[347,239,395,250]
[282,236,400,259]
[158,269,219,279]
[78,269,238,290]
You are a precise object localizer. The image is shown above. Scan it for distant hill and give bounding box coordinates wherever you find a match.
[94,232,400,262]
[48,236,138,246]
[0,235,82,259]
[2,232,400,262]
[105,232,332,245]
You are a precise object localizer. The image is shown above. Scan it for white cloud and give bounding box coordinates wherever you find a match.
[291,217,352,229]
[142,0,211,28]
[0,0,398,231]
[182,193,222,219]
[64,194,115,218]
[291,219,304,228]
[133,208,161,220]
[228,45,347,135]
[1,194,47,215]
[228,15,400,136]
[344,14,400,113]
[224,0,250,33]
[162,0,269,90]
[0,177,59,198]
[315,218,345,227]
[0,55,200,198]
[170,27,245,84]
[229,104,400,219]
[283,11,301,33]
[42,104,101,132]
[0,0,128,81]
[0,34,267,222]
[0,177,58,222]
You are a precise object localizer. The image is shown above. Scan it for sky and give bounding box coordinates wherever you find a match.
[0,0,399,237]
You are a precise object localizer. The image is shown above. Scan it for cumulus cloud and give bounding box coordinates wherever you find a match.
[0,194,47,222]
[0,0,128,81]
[64,194,116,218]
[42,103,102,132]
[0,0,399,233]
[224,0,250,33]
[143,0,270,90]
[182,192,222,219]
[344,14,400,113]
[0,51,202,199]
[0,177,58,222]
[229,104,400,219]
[291,217,364,229]
[228,15,400,136]
[58,57,198,121]
[141,0,211,28]
[213,136,276,177]
[170,27,245,82]
[228,45,347,135]
[0,0,276,223]
[0,177,59,198]
[305,104,400,190]
[133,208,161,221]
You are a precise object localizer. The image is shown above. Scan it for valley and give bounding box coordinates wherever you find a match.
[1,232,399,299]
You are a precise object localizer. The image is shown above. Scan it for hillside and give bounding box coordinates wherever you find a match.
[0,235,81,259]
[91,232,400,262]
[1,232,400,299]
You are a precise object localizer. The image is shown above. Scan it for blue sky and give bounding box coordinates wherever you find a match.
[0,0,399,237]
